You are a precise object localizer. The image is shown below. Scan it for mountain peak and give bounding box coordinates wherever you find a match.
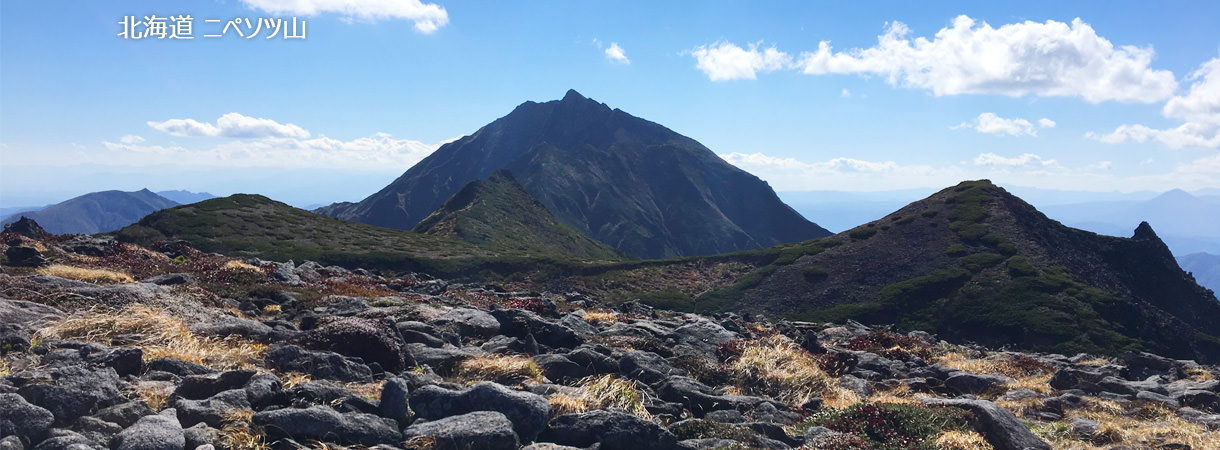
[1133,221,1160,241]
[561,89,587,103]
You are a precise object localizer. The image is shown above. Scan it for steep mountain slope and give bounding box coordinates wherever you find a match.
[696,180,1220,362]
[1,189,178,234]
[413,170,621,260]
[115,194,489,266]
[319,90,829,258]
[1180,252,1220,294]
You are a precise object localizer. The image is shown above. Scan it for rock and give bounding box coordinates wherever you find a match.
[243,373,287,409]
[0,322,32,354]
[288,381,352,405]
[410,381,550,442]
[252,405,401,446]
[534,354,588,383]
[673,318,737,354]
[264,344,373,382]
[95,401,157,428]
[4,217,51,238]
[183,423,219,450]
[293,317,411,372]
[852,351,907,379]
[1049,367,1105,392]
[174,389,251,428]
[0,393,55,444]
[0,298,65,328]
[144,273,196,286]
[406,343,474,373]
[838,374,873,398]
[197,316,276,343]
[74,415,123,448]
[30,429,93,450]
[378,378,410,425]
[703,410,746,423]
[402,411,520,450]
[619,350,673,384]
[919,397,1051,450]
[146,358,216,377]
[436,308,501,339]
[0,435,23,450]
[94,348,144,377]
[567,347,620,375]
[559,313,598,337]
[1136,390,1180,408]
[4,246,47,267]
[944,373,1015,396]
[1174,390,1220,412]
[173,370,257,400]
[538,410,678,450]
[490,309,582,349]
[398,327,448,348]
[657,376,737,416]
[111,410,186,450]
[1122,351,1184,381]
[17,366,126,426]
[1070,417,1104,442]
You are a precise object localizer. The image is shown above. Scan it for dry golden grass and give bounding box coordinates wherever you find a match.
[344,381,384,400]
[1032,398,1220,450]
[36,264,134,284]
[1186,367,1216,381]
[1074,356,1113,366]
[136,384,172,411]
[934,351,1055,393]
[582,311,620,324]
[454,355,542,384]
[728,334,834,406]
[0,359,9,377]
[547,375,651,419]
[280,372,312,390]
[224,260,264,272]
[35,304,265,370]
[261,305,282,316]
[403,436,439,450]
[821,384,862,410]
[935,429,991,450]
[866,383,916,405]
[219,409,268,450]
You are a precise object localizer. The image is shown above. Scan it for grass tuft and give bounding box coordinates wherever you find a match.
[219,409,268,450]
[548,375,651,419]
[36,304,265,370]
[934,429,990,450]
[727,334,833,406]
[453,354,542,384]
[36,264,135,284]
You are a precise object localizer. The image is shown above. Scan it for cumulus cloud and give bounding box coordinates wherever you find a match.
[690,42,792,81]
[119,135,145,145]
[840,88,851,97]
[148,113,310,139]
[693,16,1175,103]
[955,113,1054,136]
[1090,54,1220,148]
[239,0,448,32]
[973,152,1060,168]
[604,42,630,64]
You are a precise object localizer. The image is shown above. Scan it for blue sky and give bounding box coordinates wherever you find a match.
[2,1,1219,207]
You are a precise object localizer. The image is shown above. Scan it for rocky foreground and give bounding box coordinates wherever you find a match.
[1,224,1219,450]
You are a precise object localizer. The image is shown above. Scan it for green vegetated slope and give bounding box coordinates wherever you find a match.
[114,194,492,268]
[413,169,622,260]
[687,180,1220,362]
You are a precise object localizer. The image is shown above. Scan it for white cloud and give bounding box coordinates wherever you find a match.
[604,42,630,64]
[99,132,439,171]
[973,152,1060,168]
[689,42,792,81]
[840,88,851,97]
[1090,53,1220,148]
[956,113,1052,137]
[119,134,145,145]
[695,16,1176,103]
[239,0,448,33]
[148,113,310,139]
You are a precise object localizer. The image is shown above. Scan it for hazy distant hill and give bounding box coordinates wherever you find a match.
[319,90,829,259]
[156,190,216,205]
[1179,252,1220,294]
[414,170,621,260]
[1,189,178,235]
[1039,189,1220,256]
[690,180,1220,362]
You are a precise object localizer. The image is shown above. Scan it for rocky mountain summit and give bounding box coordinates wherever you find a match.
[2,223,1219,449]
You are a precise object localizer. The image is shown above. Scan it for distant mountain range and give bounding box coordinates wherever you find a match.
[155,190,217,205]
[1179,252,1220,294]
[1,189,178,235]
[319,90,829,259]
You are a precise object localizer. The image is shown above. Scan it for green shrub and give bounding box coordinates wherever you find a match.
[944,244,968,256]
[1006,256,1037,277]
[803,266,829,283]
[791,403,973,450]
[960,252,1004,272]
[849,227,878,240]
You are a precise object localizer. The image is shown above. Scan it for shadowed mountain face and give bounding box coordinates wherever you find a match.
[708,180,1220,362]
[1179,252,1220,294]
[413,170,621,260]
[319,90,829,258]
[1,189,178,235]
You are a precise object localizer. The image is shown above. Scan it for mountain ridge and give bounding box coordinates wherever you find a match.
[1,188,179,235]
[319,89,830,258]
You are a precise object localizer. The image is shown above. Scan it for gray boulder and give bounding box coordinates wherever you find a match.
[919,397,1051,450]
[263,344,372,382]
[0,298,65,328]
[410,382,550,442]
[252,405,401,446]
[673,318,737,354]
[436,308,501,338]
[944,373,1014,396]
[0,393,55,444]
[619,350,673,384]
[173,370,256,400]
[95,401,157,428]
[378,378,410,425]
[402,411,519,450]
[111,410,186,450]
[17,367,126,426]
[174,389,251,428]
[538,410,678,450]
